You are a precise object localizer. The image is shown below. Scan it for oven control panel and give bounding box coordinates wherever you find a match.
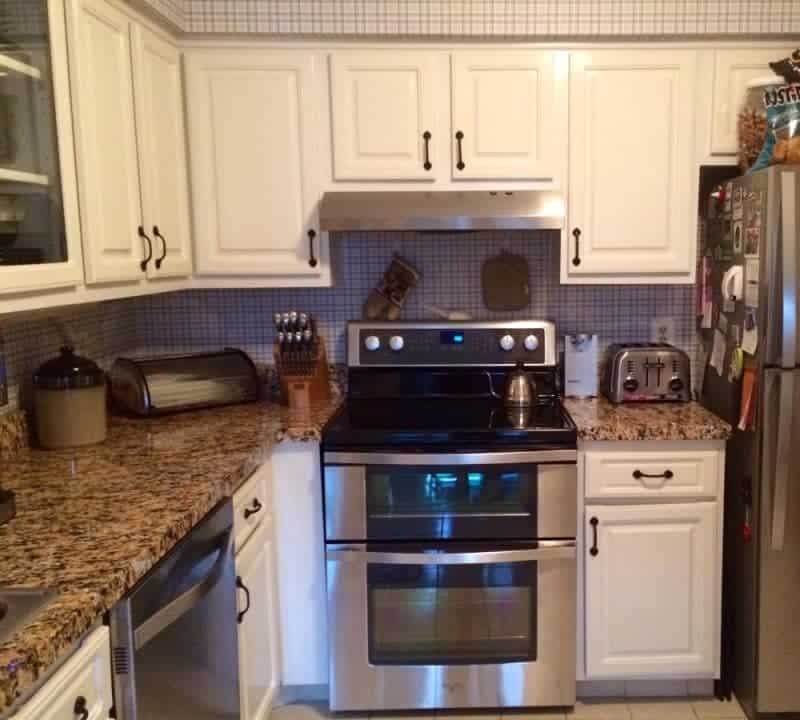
[348,321,556,367]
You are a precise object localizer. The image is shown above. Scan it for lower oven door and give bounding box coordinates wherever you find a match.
[326,542,576,711]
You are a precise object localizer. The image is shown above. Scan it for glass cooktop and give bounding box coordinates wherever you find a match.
[322,397,577,450]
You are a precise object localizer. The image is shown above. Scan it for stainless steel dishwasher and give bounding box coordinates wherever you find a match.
[109,499,240,720]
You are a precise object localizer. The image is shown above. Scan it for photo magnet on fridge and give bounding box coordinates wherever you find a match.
[745,258,760,307]
[732,186,744,220]
[733,221,744,254]
[745,227,761,256]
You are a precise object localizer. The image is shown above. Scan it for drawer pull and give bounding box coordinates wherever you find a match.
[138,226,153,272]
[633,469,674,480]
[74,696,89,720]
[243,498,263,519]
[572,228,581,266]
[153,225,167,269]
[455,130,465,170]
[236,576,251,624]
[423,130,432,171]
[307,229,318,268]
[589,517,599,557]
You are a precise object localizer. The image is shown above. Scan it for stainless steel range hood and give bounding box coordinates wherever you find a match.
[319,190,564,232]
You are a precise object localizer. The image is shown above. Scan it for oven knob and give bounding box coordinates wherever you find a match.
[623,377,639,392]
[523,334,539,352]
[364,335,381,352]
[389,335,404,352]
[499,334,515,351]
[669,377,684,393]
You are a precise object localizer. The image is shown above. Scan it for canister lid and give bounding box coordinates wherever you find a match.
[34,346,106,390]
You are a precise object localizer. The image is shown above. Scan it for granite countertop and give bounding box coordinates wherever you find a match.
[564,397,732,441]
[0,394,341,715]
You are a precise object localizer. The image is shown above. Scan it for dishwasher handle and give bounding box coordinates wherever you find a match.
[133,528,233,650]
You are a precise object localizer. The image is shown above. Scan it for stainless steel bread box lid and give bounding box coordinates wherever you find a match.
[603,343,691,404]
[110,349,260,416]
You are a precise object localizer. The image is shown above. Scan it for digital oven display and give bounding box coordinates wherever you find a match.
[440,330,465,346]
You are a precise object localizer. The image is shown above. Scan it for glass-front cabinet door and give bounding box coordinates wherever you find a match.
[0,0,82,293]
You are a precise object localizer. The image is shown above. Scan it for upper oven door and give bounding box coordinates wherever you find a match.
[323,450,577,542]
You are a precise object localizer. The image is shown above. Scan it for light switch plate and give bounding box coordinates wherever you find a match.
[650,316,676,345]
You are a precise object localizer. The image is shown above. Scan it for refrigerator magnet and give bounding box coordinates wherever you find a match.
[744,258,760,307]
[732,186,744,220]
[733,221,744,254]
[742,309,758,355]
[745,191,763,228]
[738,365,757,432]
[710,329,726,376]
[745,227,760,256]
[728,347,744,383]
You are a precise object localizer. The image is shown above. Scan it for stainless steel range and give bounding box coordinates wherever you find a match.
[321,321,578,712]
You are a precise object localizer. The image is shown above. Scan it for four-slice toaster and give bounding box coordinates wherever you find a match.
[603,343,691,403]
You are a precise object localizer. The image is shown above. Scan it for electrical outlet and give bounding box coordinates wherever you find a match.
[650,317,676,345]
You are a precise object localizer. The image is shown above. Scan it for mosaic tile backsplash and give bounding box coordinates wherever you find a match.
[135,231,697,368]
[1,233,697,412]
[0,301,138,412]
[184,0,800,36]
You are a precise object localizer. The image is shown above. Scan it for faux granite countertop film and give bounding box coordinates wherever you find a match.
[564,397,732,441]
[0,395,342,715]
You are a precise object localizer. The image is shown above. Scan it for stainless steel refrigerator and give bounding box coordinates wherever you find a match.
[700,165,800,719]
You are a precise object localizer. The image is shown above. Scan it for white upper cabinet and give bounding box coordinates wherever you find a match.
[329,51,445,181]
[564,50,697,284]
[708,48,792,157]
[585,502,717,678]
[131,24,193,279]
[67,0,144,284]
[184,49,329,282]
[450,50,568,182]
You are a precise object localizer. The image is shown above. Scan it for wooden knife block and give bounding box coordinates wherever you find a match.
[274,337,331,411]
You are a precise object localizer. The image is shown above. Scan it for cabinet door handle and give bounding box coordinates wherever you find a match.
[455,130,465,171]
[73,696,89,720]
[236,576,251,624]
[423,130,432,171]
[153,225,167,269]
[633,469,674,480]
[307,229,318,268]
[572,228,582,266]
[138,226,153,271]
[243,498,263,519]
[589,517,599,557]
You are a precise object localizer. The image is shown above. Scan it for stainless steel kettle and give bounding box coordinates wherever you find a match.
[504,361,536,407]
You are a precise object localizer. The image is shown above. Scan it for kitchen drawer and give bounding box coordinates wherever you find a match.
[234,462,271,552]
[14,626,111,720]
[584,448,720,501]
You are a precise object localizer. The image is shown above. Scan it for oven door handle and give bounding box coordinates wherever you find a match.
[326,542,576,565]
[324,450,577,465]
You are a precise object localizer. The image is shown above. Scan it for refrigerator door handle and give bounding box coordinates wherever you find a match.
[780,171,798,369]
[771,370,795,551]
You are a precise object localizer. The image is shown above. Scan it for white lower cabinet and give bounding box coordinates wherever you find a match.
[13,626,112,720]
[585,502,718,679]
[236,520,281,720]
[233,464,280,720]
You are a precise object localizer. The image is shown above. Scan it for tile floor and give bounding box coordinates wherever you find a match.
[272,696,746,720]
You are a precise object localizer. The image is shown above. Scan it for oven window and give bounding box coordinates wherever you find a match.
[366,465,537,540]
[367,551,537,665]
